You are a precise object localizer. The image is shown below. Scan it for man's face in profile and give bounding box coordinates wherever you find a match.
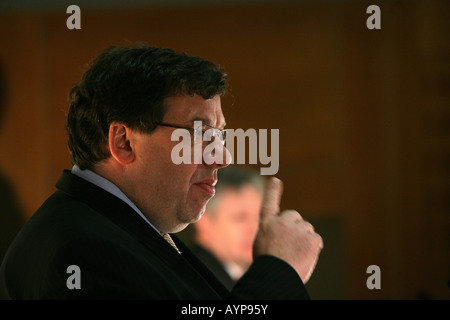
[125,94,231,233]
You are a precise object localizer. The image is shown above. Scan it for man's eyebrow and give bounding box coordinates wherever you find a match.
[184,118,227,129]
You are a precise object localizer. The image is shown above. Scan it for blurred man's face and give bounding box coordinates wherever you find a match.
[199,185,262,268]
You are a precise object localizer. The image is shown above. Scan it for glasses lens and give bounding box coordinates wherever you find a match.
[219,130,227,144]
[203,128,214,142]
[192,125,227,146]
[192,128,202,143]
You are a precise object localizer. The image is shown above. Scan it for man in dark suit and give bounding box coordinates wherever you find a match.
[0,44,323,299]
[191,165,264,291]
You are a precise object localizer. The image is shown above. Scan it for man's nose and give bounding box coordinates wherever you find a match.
[220,144,232,168]
[202,140,232,168]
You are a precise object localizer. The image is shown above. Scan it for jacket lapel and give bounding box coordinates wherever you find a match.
[172,234,229,298]
[56,170,183,265]
[55,170,229,298]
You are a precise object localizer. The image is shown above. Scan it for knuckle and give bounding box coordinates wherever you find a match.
[280,210,302,221]
[303,221,314,232]
[312,233,323,248]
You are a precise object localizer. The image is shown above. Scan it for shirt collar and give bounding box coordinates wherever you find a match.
[71,165,160,234]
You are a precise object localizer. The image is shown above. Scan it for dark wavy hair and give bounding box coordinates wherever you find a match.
[66,44,228,170]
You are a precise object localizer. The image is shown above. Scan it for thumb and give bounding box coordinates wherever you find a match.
[260,177,283,220]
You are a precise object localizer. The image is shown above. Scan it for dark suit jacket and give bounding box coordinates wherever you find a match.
[191,244,235,291]
[0,170,309,299]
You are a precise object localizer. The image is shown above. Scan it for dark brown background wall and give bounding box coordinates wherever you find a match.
[0,0,448,299]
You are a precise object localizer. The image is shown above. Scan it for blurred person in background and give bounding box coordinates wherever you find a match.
[191,165,264,290]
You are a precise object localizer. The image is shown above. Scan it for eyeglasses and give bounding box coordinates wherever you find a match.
[156,122,228,145]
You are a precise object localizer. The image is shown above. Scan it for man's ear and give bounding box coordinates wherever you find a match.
[108,122,135,165]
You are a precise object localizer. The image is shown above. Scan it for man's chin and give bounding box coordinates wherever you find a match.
[173,203,206,232]
[170,222,191,234]
[171,213,203,233]
[191,205,207,223]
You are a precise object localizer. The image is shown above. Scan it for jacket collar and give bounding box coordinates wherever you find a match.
[55,170,229,298]
[55,170,183,265]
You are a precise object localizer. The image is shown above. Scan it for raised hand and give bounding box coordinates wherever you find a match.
[253,177,323,283]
